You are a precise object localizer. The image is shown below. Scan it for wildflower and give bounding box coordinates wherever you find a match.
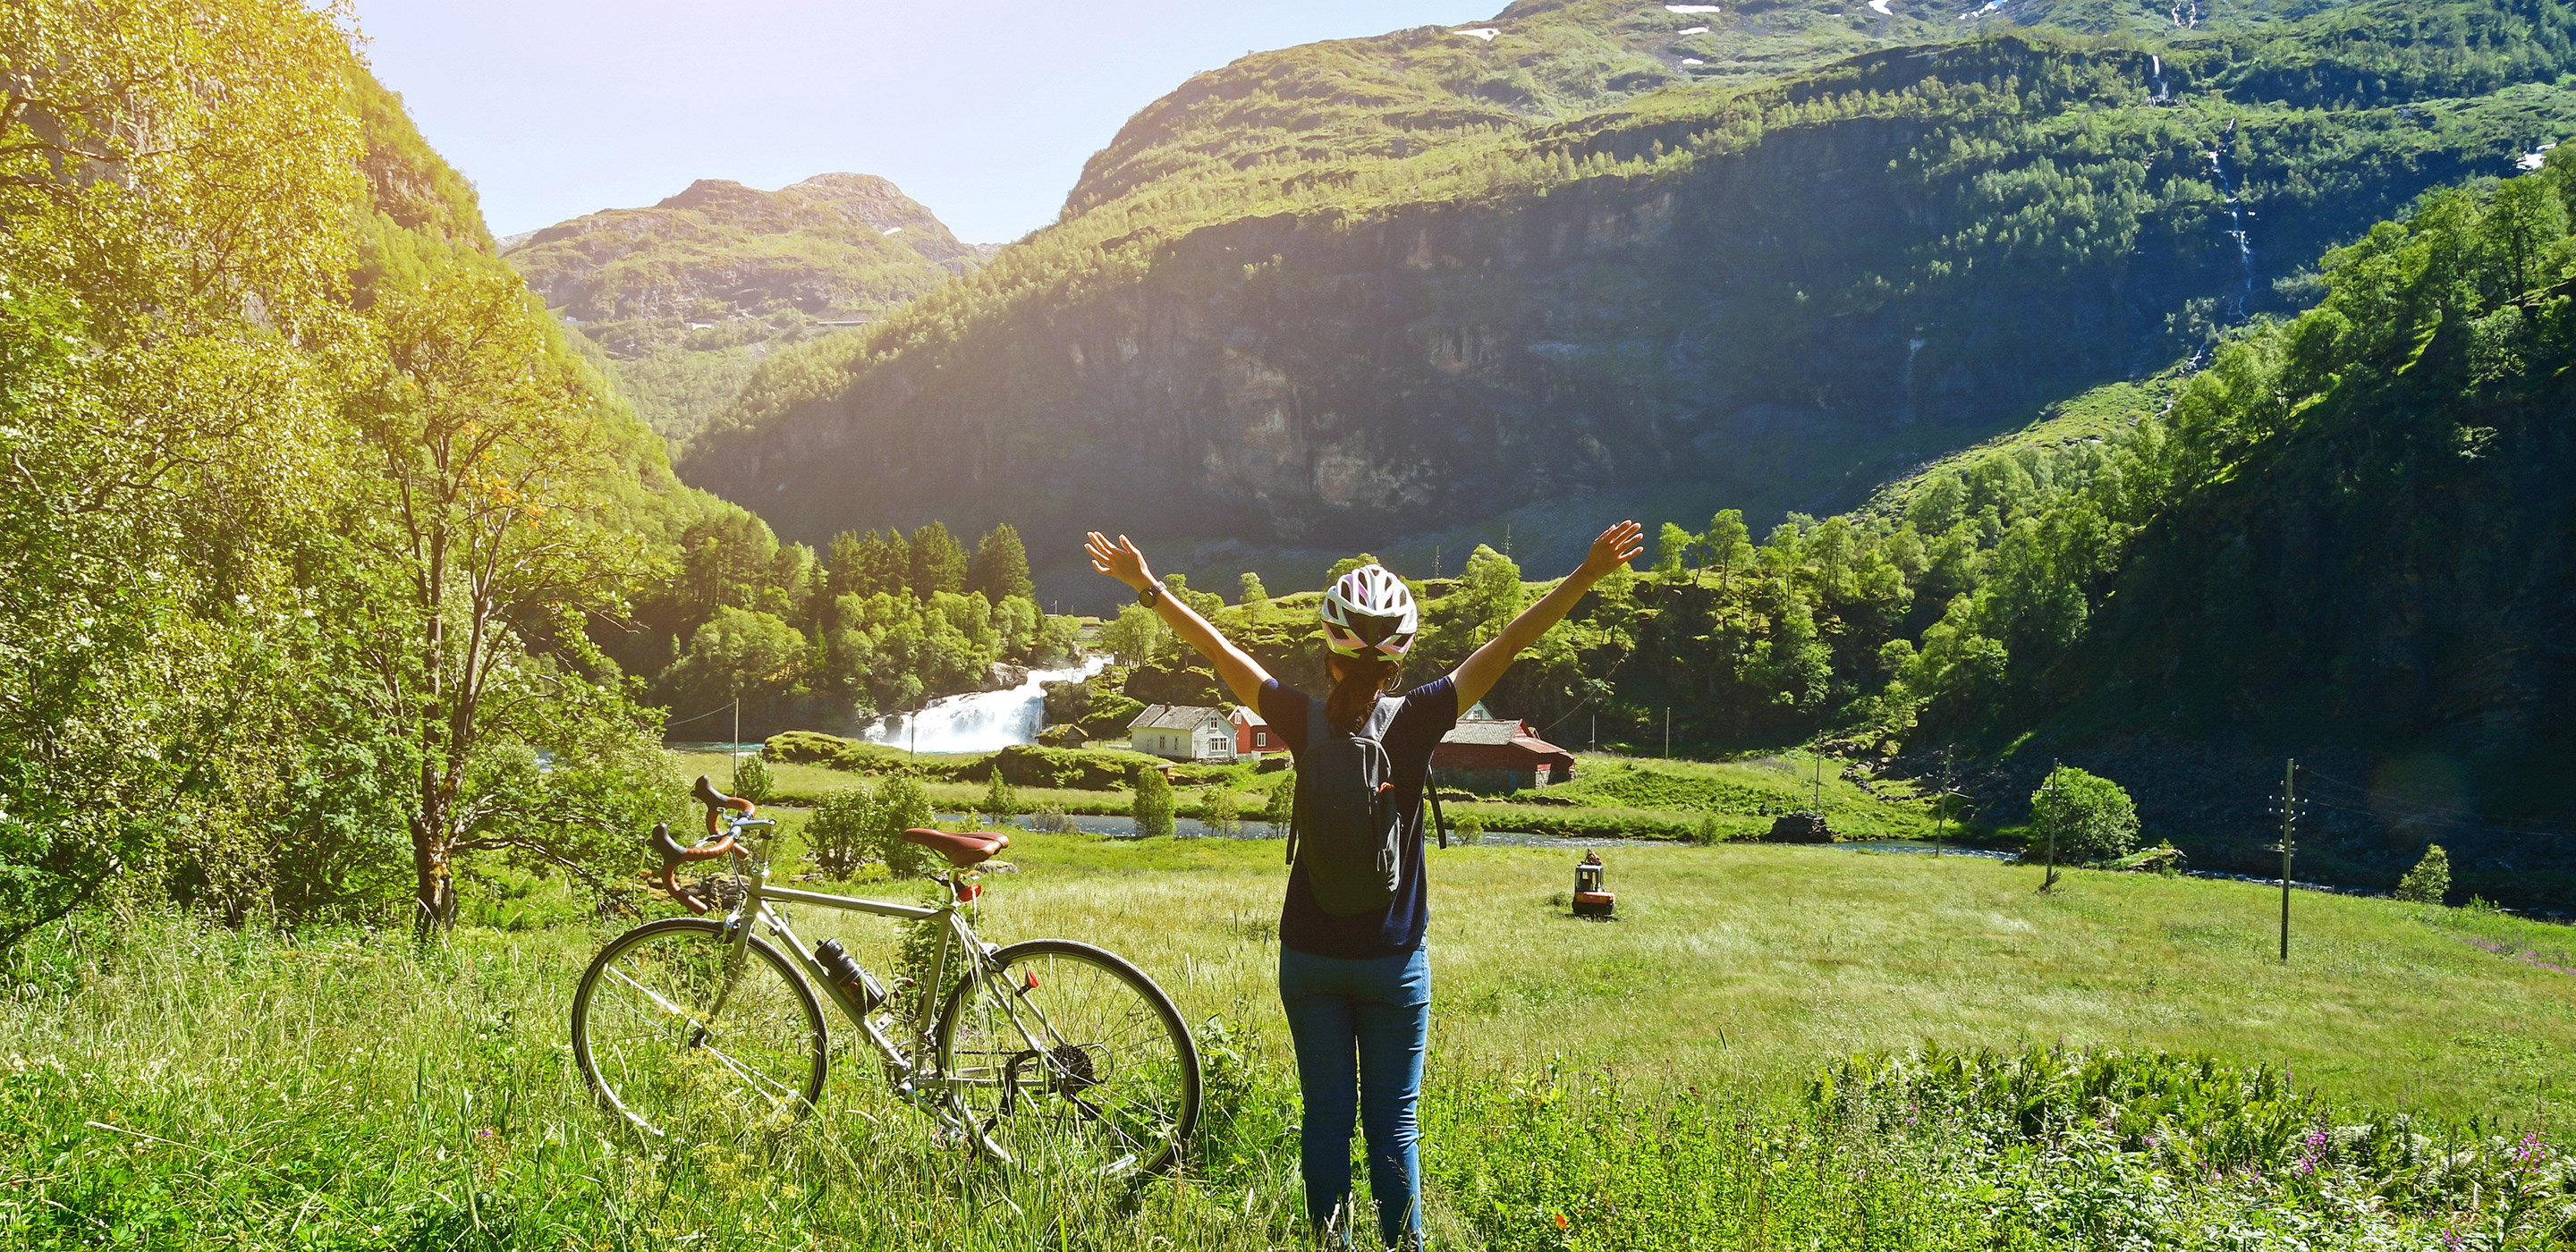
[1554,1214,1568,1231]
[2512,1131,2549,1168]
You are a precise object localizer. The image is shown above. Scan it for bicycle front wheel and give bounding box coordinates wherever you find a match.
[936,939,1200,1179]
[571,918,827,1141]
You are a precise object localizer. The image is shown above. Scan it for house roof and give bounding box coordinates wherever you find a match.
[1230,706,1267,726]
[1127,704,1226,732]
[1438,718,1572,760]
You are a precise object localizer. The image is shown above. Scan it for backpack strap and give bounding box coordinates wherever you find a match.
[1286,695,1330,866]
[1426,775,1449,850]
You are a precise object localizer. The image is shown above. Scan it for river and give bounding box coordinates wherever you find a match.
[862,656,1108,754]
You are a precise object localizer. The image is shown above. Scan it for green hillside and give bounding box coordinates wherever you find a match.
[682,0,2573,601]
[504,173,980,453]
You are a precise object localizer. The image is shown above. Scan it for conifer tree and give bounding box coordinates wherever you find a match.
[863,529,909,598]
[968,522,1035,604]
[1132,766,1176,839]
[826,530,866,598]
[910,522,968,599]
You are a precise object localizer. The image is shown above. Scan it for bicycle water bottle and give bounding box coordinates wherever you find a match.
[813,938,886,1013]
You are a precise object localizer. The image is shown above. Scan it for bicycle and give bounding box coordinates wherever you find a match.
[571,774,1201,1180]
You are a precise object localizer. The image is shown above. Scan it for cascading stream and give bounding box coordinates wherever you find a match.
[863,656,1108,754]
[2209,119,2256,314]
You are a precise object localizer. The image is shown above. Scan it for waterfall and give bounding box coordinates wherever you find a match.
[2208,120,2255,314]
[864,656,1108,754]
[2151,55,2166,102]
[1902,334,1927,422]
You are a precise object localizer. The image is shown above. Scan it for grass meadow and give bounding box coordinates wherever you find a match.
[4,833,2572,1248]
[678,746,1941,843]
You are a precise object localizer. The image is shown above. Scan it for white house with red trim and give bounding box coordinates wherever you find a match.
[1126,704,1237,762]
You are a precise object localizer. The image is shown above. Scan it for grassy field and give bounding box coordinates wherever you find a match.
[6,833,2571,1248]
[676,744,1939,842]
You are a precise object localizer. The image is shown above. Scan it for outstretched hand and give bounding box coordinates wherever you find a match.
[1574,520,1645,585]
[1086,531,1155,591]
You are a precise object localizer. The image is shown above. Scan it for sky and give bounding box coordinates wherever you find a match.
[352,0,1499,245]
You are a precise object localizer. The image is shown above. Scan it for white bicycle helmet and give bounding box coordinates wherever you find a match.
[1320,563,1418,658]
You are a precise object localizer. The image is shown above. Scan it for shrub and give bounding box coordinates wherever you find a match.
[1132,766,1175,839]
[762,731,847,765]
[1452,812,1487,846]
[871,777,936,877]
[1202,783,1240,836]
[1264,773,1295,836]
[970,742,1168,790]
[980,772,1019,825]
[2395,843,2450,904]
[801,779,936,877]
[2029,765,2138,862]
[804,787,878,876]
[1693,812,1721,846]
[732,754,774,802]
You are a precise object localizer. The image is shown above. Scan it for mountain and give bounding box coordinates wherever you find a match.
[504,173,980,452]
[677,0,2576,607]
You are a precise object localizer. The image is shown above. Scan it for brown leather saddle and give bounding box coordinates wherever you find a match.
[899,826,1008,868]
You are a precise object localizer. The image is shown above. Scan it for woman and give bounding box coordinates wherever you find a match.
[1085,520,1643,1248]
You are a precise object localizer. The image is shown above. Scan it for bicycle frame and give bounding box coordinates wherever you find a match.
[685,814,1035,1130]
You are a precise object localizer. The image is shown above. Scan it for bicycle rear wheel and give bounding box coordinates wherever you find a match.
[936,938,1199,1179]
[572,918,826,1140]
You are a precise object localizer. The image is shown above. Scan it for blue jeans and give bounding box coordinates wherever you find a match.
[1278,943,1430,1249]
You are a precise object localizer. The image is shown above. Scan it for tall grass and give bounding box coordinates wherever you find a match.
[5,837,2574,1248]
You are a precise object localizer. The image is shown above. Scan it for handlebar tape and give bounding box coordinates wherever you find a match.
[648,820,734,914]
[691,774,755,836]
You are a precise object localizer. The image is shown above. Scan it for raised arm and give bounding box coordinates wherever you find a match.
[1087,531,1275,709]
[1448,520,1643,716]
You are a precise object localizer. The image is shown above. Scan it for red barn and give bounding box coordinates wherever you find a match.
[1231,706,1276,757]
[1432,719,1574,794]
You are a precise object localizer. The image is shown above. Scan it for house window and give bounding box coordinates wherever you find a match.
[1255,731,1267,747]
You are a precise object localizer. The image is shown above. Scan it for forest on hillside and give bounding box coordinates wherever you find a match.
[1086,156,2576,904]
[682,0,2576,571]
[0,0,1081,945]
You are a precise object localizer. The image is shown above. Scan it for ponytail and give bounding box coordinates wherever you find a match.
[1325,654,1398,734]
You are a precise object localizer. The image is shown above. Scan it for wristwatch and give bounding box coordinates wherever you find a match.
[1137,583,1163,608]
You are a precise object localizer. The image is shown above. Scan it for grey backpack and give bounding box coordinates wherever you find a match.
[1285,695,1411,916]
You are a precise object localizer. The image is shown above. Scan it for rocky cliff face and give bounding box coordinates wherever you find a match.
[504,173,979,450]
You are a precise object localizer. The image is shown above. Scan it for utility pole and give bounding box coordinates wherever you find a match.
[1809,740,1826,813]
[1933,747,1962,859]
[731,691,741,792]
[2037,764,2062,892]
[1433,546,1442,580]
[1664,706,1671,759]
[1590,714,1597,753]
[2271,758,2301,962]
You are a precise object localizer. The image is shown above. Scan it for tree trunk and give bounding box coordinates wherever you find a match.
[411,811,454,937]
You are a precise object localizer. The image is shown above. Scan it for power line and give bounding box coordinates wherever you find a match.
[665,698,741,729]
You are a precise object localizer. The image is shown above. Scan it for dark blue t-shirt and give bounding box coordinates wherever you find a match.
[1261,675,1458,959]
